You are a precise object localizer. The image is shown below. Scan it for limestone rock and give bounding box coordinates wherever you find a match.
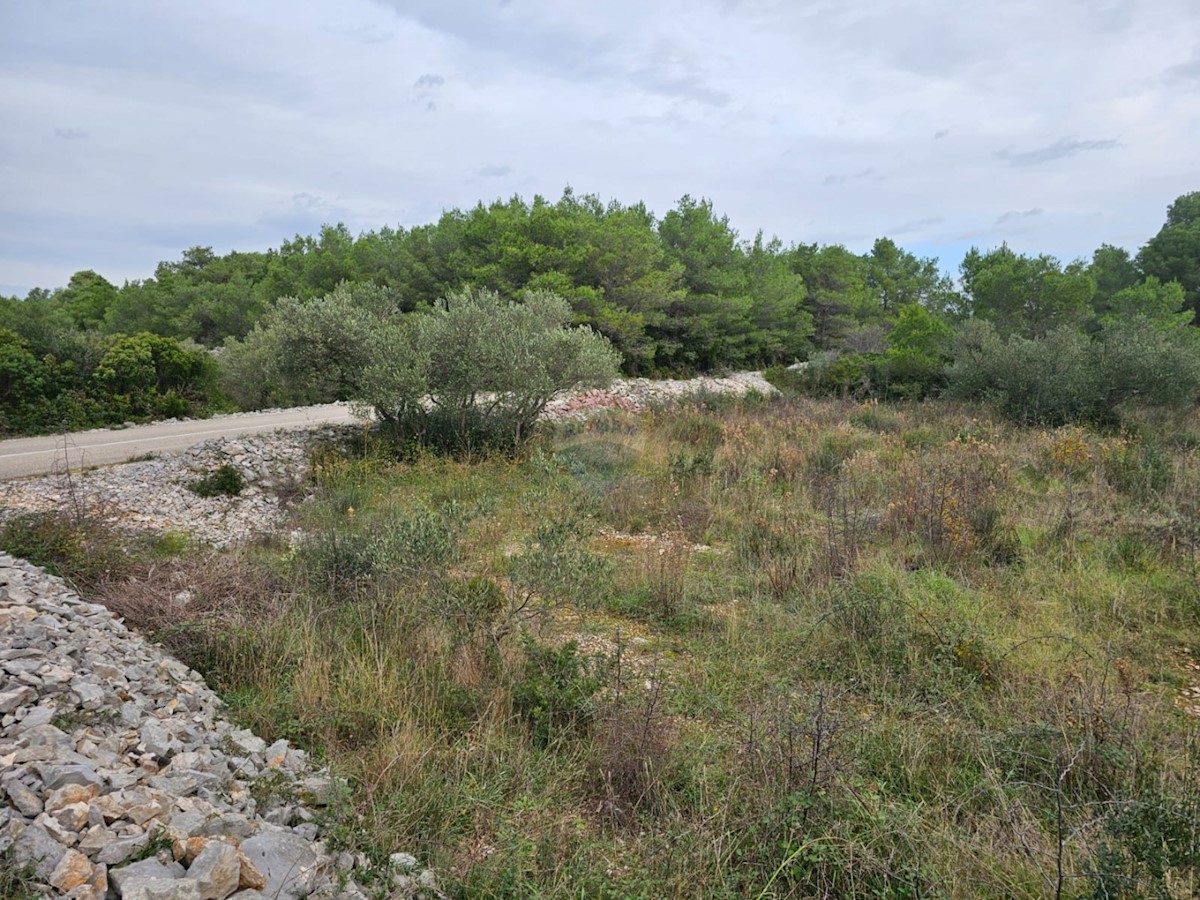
[187,839,240,900]
[11,819,68,880]
[4,778,42,816]
[239,831,322,899]
[49,848,93,892]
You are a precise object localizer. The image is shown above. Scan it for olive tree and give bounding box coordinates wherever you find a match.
[357,287,620,455]
[219,284,377,409]
[946,317,1200,426]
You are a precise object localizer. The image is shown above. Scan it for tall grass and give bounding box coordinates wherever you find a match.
[84,397,1200,897]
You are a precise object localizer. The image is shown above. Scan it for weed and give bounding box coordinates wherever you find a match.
[0,509,143,593]
[1102,436,1173,501]
[52,707,118,732]
[511,636,605,748]
[187,464,245,498]
[129,825,176,863]
[0,846,40,900]
[121,395,1200,897]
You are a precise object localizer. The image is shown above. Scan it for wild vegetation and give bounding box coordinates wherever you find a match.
[11,391,1200,898]
[2,189,1198,436]
[3,187,1199,896]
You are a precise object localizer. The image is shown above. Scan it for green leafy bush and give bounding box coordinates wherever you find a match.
[93,332,220,420]
[511,636,604,748]
[188,464,245,498]
[358,287,620,456]
[219,284,379,409]
[947,318,1200,426]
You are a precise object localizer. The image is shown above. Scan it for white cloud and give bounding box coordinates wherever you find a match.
[0,0,1197,292]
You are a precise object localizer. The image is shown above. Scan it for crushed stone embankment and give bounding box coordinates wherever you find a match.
[0,554,438,898]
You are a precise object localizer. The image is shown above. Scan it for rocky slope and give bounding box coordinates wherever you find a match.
[0,554,437,898]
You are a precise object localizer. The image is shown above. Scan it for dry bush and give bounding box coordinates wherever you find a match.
[811,450,885,580]
[736,508,808,599]
[667,496,712,543]
[97,552,288,644]
[887,437,1010,565]
[601,475,662,533]
[592,671,675,826]
[1167,450,1200,578]
[639,531,692,620]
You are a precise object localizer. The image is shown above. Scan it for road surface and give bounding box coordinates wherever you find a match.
[0,404,365,480]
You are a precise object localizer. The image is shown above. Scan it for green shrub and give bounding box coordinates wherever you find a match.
[1089,787,1200,896]
[188,464,245,498]
[93,332,220,421]
[947,318,1200,426]
[511,636,604,747]
[763,363,808,395]
[372,503,465,581]
[801,352,885,398]
[358,287,620,457]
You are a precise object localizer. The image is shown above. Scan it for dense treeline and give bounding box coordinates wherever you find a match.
[1,188,1198,435]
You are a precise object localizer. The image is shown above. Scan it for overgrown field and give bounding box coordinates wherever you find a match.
[15,395,1200,898]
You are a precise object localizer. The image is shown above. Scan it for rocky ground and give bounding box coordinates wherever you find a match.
[0,554,438,898]
[0,373,776,549]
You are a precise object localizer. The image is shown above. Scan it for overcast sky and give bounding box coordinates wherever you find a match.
[1,0,1198,296]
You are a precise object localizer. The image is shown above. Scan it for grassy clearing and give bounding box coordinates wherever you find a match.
[21,396,1200,898]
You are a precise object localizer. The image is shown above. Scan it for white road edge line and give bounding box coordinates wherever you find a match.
[0,420,351,460]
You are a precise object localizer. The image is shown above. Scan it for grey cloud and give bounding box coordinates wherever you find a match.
[629,67,730,107]
[478,164,512,178]
[822,168,881,187]
[257,192,353,235]
[286,193,337,215]
[995,208,1043,224]
[324,23,394,44]
[995,138,1119,167]
[890,216,944,235]
[1093,0,1134,34]
[371,0,619,82]
[2,0,1194,294]
[1164,55,1200,84]
[54,128,88,140]
[383,3,729,107]
[1,4,310,108]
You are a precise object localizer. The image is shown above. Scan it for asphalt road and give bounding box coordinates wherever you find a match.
[0,404,365,480]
